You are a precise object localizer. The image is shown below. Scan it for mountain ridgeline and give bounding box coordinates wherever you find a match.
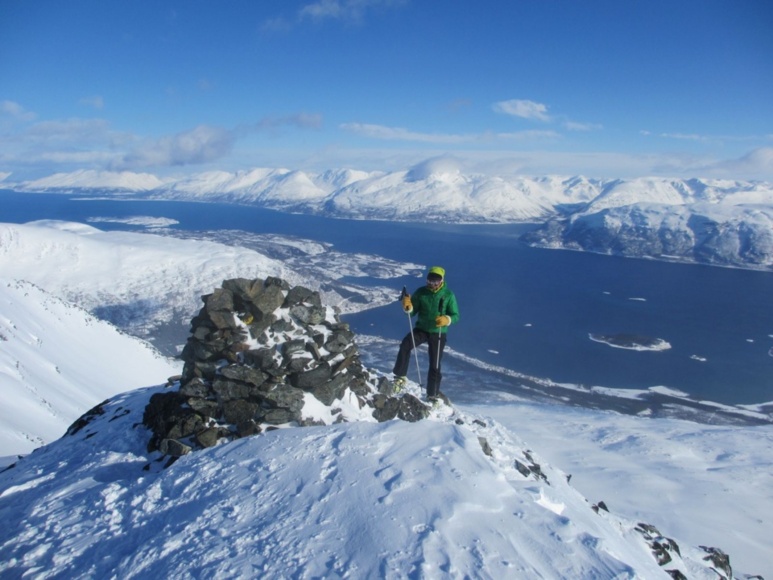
[15,164,773,270]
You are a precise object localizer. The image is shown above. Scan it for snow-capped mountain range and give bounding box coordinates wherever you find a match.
[10,161,773,269]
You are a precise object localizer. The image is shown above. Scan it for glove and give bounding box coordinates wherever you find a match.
[435,315,451,327]
[402,296,413,313]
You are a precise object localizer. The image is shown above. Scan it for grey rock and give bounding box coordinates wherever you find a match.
[212,378,251,402]
[220,364,268,387]
[263,408,297,425]
[284,285,321,308]
[290,304,326,325]
[195,427,220,448]
[290,363,332,390]
[159,438,192,457]
[223,399,260,425]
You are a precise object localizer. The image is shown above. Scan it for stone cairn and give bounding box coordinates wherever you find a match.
[143,277,429,456]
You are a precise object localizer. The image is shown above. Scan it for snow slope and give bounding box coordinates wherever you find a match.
[0,221,420,345]
[0,383,744,579]
[22,169,167,192]
[0,220,291,332]
[0,279,179,458]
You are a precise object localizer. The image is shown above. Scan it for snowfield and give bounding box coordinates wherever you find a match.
[0,221,422,347]
[3,380,766,578]
[0,279,179,457]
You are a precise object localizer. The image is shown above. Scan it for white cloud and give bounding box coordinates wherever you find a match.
[0,105,324,177]
[78,95,104,110]
[493,99,551,122]
[493,100,601,134]
[703,147,773,179]
[298,0,407,22]
[659,132,711,142]
[341,123,468,144]
[340,123,560,144]
[1,100,36,122]
[564,120,603,132]
[643,130,773,146]
[118,125,235,169]
[405,155,462,181]
[252,113,323,132]
[300,0,344,20]
[25,118,114,143]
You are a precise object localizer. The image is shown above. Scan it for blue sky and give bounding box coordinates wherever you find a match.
[1,0,772,181]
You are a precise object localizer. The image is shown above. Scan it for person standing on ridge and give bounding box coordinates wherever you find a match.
[392,266,459,403]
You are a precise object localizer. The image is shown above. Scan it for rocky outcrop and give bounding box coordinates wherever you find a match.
[143,277,428,455]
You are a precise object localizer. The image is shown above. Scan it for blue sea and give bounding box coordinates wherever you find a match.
[3,190,773,406]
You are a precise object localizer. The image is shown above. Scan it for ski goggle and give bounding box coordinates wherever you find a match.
[426,276,443,287]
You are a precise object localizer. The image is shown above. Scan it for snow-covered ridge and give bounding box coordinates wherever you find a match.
[0,362,753,578]
[15,165,773,224]
[19,169,167,192]
[524,202,773,270]
[12,164,773,269]
[0,221,422,353]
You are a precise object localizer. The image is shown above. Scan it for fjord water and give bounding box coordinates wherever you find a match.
[3,191,773,405]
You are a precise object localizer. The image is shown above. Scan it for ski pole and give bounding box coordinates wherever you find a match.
[435,298,445,390]
[401,286,422,387]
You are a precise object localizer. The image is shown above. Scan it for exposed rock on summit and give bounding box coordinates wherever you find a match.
[143,277,428,455]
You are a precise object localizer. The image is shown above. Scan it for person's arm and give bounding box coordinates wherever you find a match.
[445,292,460,325]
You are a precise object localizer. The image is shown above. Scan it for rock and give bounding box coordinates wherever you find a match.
[205,288,234,312]
[179,377,210,398]
[284,285,322,308]
[325,329,354,353]
[212,378,251,402]
[263,408,297,425]
[289,363,332,390]
[186,397,219,418]
[699,546,732,579]
[219,365,268,387]
[635,523,682,568]
[143,277,426,456]
[195,427,220,448]
[252,284,285,318]
[223,400,260,425]
[260,385,305,414]
[307,373,349,406]
[243,348,282,376]
[281,339,307,359]
[372,394,400,422]
[159,438,192,457]
[396,394,430,422]
[290,304,326,325]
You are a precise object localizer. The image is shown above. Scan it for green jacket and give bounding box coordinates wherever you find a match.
[410,283,460,334]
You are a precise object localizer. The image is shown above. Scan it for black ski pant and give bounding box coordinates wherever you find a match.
[392,329,447,398]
